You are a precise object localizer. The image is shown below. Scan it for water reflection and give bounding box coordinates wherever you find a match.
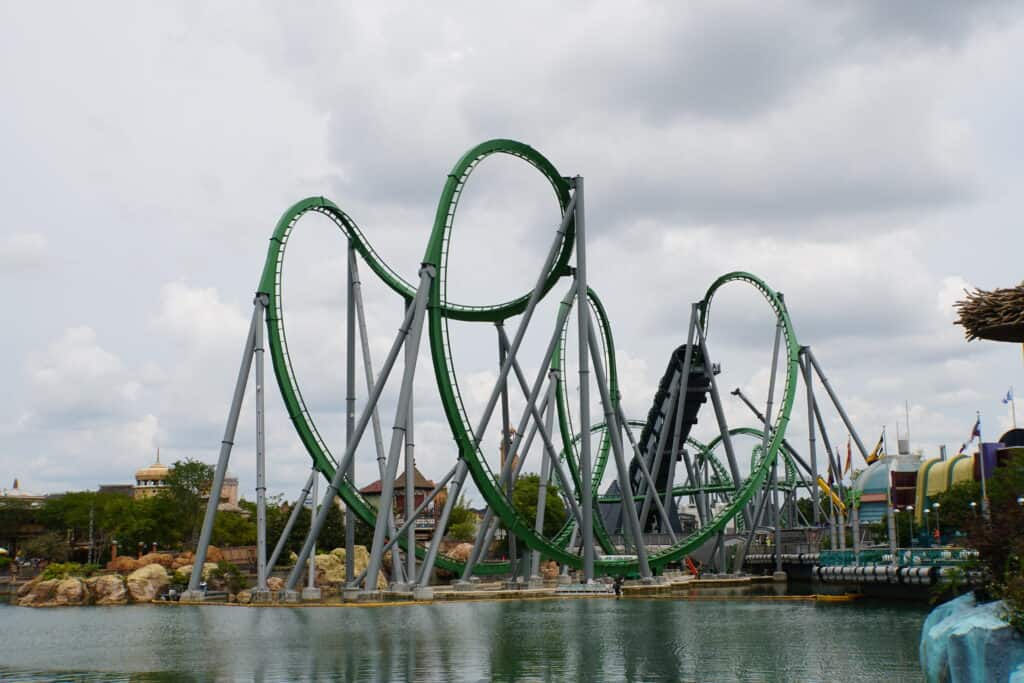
[0,597,927,682]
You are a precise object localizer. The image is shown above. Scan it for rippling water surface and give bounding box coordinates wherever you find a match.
[0,598,926,682]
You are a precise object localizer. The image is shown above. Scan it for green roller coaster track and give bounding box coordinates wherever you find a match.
[255,139,801,577]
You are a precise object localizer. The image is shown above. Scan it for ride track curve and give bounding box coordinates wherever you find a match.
[255,139,802,578]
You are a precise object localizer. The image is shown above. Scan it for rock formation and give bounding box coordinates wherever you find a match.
[54,577,87,606]
[17,579,59,606]
[137,553,174,568]
[126,564,170,603]
[86,574,128,605]
[175,562,218,580]
[106,556,140,573]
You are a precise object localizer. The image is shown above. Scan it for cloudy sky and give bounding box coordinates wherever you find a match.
[2,1,1023,504]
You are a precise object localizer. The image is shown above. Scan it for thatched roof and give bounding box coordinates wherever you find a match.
[954,282,1024,342]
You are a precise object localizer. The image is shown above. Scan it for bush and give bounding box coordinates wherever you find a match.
[40,562,100,581]
[207,561,244,594]
[170,570,190,589]
[0,556,10,572]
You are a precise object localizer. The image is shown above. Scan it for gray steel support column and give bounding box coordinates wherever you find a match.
[186,302,259,595]
[462,373,579,580]
[531,376,557,578]
[852,504,861,565]
[458,289,583,581]
[717,531,726,573]
[585,307,651,579]
[574,176,595,582]
[496,323,517,579]
[405,301,417,585]
[266,470,316,571]
[364,266,433,591]
[667,309,703,528]
[285,270,430,592]
[772,463,783,573]
[616,405,681,537]
[804,347,869,461]
[345,244,356,582]
[765,318,783,574]
[254,295,269,591]
[455,200,579,580]
[352,257,405,581]
[887,499,899,563]
[695,311,752,529]
[308,473,318,588]
[801,350,820,524]
[829,501,838,549]
[734,473,772,574]
[838,509,847,551]
[356,464,459,587]
[638,373,680,528]
[418,460,469,587]
[663,432,679,528]
[628,420,678,541]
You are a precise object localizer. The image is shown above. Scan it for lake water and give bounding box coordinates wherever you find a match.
[0,598,927,682]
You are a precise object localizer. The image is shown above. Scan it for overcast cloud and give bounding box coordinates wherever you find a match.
[2,2,1023,504]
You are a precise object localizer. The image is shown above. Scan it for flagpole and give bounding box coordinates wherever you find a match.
[1012,387,1017,428]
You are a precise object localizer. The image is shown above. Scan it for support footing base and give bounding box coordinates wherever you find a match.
[300,587,322,601]
[412,587,434,601]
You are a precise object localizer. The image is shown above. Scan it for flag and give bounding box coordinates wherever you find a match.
[844,436,852,474]
[866,430,884,464]
[1003,388,1014,404]
[827,462,834,486]
[956,442,967,455]
[969,416,981,442]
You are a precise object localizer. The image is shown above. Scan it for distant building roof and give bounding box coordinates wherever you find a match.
[98,484,135,497]
[359,466,435,495]
[0,478,45,501]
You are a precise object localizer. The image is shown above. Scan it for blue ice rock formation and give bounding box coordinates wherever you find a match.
[920,592,1024,682]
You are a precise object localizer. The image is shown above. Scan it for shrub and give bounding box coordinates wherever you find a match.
[40,562,100,581]
[207,561,244,594]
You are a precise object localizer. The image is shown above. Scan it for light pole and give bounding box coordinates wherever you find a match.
[906,505,914,547]
[924,509,930,545]
[933,502,941,544]
[970,501,977,517]
[1017,496,1024,507]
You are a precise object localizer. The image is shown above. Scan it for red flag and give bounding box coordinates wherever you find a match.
[844,436,852,475]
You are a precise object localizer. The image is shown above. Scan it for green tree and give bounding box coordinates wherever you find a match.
[445,498,477,542]
[212,509,256,547]
[510,473,567,538]
[21,531,71,562]
[160,459,215,548]
[933,479,983,535]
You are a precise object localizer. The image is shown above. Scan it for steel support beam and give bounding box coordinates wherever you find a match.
[186,301,260,596]
[266,469,316,572]
[284,268,431,592]
[254,294,269,591]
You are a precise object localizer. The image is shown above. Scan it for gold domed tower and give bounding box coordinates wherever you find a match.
[133,450,170,499]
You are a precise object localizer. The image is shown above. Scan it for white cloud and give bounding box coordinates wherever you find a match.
[1,2,1023,503]
[0,232,48,271]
